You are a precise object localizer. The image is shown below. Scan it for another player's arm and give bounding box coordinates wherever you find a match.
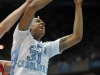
[0,60,11,74]
[19,0,52,31]
[0,0,31,38]
[59,0,83,53]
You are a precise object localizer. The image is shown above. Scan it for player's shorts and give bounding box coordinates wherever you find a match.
[0,62,4,75]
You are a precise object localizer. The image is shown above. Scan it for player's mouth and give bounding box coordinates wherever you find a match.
[40,25,45,30]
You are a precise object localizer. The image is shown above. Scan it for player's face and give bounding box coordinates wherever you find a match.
[30,17,45,40]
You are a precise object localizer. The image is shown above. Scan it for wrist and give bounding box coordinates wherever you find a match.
[75,4,82,7]
[25,0,32,6]
[25,2,30,6]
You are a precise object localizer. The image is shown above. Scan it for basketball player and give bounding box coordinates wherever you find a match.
[11,0,83,75]
[0,0,31,74]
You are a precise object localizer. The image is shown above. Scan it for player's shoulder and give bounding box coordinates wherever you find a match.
[42,41,53,46]
[42,41,51,44]
[42,39,60,46]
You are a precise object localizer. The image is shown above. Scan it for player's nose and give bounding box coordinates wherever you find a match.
[41,22,45,26]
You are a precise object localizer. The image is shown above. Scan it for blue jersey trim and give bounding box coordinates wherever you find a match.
[10,46,20,75]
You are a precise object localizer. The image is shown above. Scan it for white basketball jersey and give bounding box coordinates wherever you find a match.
[10,24,60,75]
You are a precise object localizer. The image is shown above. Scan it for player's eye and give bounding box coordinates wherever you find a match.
[36,19,40,22]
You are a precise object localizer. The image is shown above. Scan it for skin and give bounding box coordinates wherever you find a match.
[0,0,31,74]
[0,60,11,74]
[0,0,32,38]
[59,0,83,52]
[30,16,45,41]
[0,0,83,74]
[21,0,83,53]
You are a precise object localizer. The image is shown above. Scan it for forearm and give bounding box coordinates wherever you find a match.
[59,0,83,52]
[0,1,30,32]
[0,60,11,74]
[30,0,53,11]
[19,0,52,30]
[73,4,83,39]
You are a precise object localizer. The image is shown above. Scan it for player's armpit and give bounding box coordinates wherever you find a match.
[59,36,68,53]
[59,34,81,52]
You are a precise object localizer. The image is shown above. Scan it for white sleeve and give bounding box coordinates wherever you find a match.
[13,24,29,44]
[48,39,61,58]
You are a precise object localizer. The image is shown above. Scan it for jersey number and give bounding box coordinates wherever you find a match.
[27,50,42,64]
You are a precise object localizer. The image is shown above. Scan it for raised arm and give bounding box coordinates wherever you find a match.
[19,0,52,30]
[59,0,83,52]
[0,0,31,38]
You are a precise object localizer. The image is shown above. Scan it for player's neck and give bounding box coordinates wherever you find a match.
[34,37,41,41]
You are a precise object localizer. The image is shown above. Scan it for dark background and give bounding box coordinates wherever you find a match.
[0,0,100,74]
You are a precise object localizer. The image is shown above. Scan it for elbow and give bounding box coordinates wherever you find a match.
[72,34,82,44]
[75,36,82,43]
[73,33,83,42]
[0,24,8,33]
